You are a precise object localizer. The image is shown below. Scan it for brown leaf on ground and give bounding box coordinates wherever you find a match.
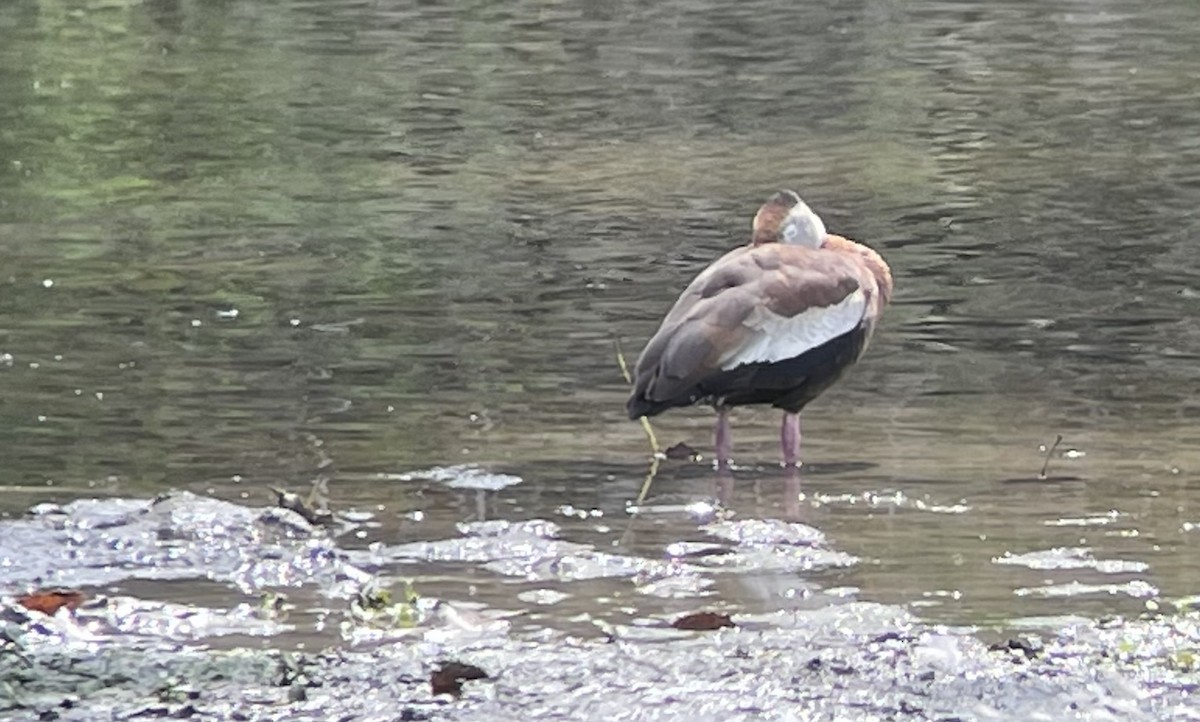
[663,442,700,460]
[430,660,489,697]
[17,589,86,616]
[672,611,736,631]
[989,637,1042,660]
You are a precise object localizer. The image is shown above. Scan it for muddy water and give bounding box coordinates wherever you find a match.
[1,0,1200,634]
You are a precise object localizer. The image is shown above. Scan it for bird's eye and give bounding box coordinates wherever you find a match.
[782,222,799,242]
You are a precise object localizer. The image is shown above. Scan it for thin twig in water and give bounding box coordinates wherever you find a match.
[616,338,664,509]
[1039,434,1064,480]
[615,339,660,456]
[618,455,662,547]
[634,455,661,506]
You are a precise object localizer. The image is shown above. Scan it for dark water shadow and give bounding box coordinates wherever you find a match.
[1000,475,1086,484]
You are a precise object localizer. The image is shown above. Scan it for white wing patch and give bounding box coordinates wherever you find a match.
[719,289,867,371]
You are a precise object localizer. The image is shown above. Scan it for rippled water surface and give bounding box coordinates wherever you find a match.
[2,0,1200,632]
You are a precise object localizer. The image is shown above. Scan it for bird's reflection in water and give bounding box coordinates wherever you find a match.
[782,467,803,519]
[620,457,808,550]
[713,465,804,521]
[713,466,734,507]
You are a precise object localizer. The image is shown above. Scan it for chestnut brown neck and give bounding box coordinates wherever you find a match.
[750,199,791,246]
[750,228,780,246]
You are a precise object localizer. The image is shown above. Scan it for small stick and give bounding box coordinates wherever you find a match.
[618,455,663,547]
[615,339,660,456]
[1038,434,1064,480]
[634,455,661,506]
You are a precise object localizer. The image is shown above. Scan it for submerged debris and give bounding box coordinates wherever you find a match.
[989,636,1043,661]
[255,592,294,622]
[1038,434,1064,479]
[275,652,313,688]
[347,581,421,629]
[430,661,489,697]
[269,486,335,527]
[671,611,736,631]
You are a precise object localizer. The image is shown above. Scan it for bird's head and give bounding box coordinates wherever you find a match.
[750,190,827,248]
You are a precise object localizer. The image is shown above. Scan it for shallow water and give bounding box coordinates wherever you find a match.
[2,0,1200,633]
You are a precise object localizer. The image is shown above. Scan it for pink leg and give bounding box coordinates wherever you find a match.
[781,412,801,468]
[714,407,733,470]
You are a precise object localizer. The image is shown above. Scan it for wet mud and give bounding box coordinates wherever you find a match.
[2,491,1198,721]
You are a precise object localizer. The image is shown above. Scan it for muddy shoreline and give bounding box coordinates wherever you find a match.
[2,491,1197,721]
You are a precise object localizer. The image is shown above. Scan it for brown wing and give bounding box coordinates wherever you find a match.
[627,245,865,418]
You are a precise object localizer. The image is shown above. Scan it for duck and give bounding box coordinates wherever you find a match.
[626,190,893,469]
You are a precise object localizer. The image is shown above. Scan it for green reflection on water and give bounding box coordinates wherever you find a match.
[1,0,1199,627]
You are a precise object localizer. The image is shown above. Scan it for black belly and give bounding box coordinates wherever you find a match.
[634,327,868,417]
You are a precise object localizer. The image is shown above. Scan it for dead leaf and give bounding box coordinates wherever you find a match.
[664,442,700,460]
[989,637,1042,660]
[17,589,86,616]
[430,660,489,697]
[672,611,736,631]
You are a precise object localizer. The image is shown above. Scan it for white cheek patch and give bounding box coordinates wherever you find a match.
[779,204,828,248]
[719,289,867,370]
